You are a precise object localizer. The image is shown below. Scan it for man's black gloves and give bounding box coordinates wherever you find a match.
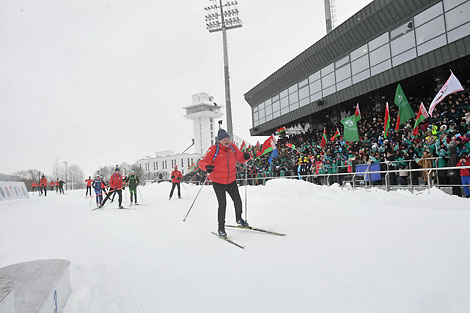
[243,152,251,160]
[206,165,214,173]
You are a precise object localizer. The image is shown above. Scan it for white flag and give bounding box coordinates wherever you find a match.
[428,71,464,116]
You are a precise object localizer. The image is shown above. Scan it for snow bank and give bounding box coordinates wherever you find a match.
[0,180,469,313]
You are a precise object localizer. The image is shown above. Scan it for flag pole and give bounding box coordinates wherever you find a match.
[244,161,248,222]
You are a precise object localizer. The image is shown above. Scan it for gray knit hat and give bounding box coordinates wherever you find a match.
[217,128,230,141]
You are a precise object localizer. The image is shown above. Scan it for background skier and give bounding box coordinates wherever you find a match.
[169,165,183,200]
[85,176,93,196]
[92,174,105,206]
[126,169,140,204]
[100,166,124,208]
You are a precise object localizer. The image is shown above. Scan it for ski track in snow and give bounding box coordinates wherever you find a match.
[1,180,470,313]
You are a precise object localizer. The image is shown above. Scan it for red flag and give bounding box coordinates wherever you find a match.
[413,103,429,136]
[320,128,327,147]
[240,141,246,151]
[355,103,361,121]
[384,102,390,138]
[276,126,287,134]
[256,136,276,158]
[330,128,340,142]
[395,114,400,131]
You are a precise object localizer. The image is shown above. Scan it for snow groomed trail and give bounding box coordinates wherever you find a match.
[1,180,469,313]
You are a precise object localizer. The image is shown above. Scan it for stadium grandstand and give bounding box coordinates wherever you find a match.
[244,0,470,136]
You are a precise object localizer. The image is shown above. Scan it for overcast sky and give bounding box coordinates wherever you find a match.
[0,0,372,176]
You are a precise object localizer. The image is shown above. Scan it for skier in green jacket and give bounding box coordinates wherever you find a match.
[126,170,140,205]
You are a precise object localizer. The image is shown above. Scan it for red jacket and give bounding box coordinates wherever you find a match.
[40,177,47,187]
[85,179,93,187]
[199,143,246,184]
[457,158,470,176]
[109,173,123,189]
[32,182,37,187]
[171,170,183,183]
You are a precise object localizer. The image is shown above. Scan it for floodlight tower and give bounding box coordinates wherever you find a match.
[204,0,242,139]
[324,0,337,33]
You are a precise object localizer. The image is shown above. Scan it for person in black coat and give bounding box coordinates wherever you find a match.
[447,141,462,196]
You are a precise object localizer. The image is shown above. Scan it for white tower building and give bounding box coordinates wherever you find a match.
[183,93,223,155]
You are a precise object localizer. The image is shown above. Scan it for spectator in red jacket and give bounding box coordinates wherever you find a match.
[32,181,37,192]
[169,165,183,200]
[457,153,470,197]
[198,128,251,238]
[85,176,93,196]
[40,175,48,196]
[99,167,124,208]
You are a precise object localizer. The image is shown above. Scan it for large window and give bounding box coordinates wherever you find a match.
[351,55,369,74]
[415,16,445,45]
[391,31,416,56]
[369,44,391,66]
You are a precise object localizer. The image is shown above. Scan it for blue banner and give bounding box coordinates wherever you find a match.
[356,163,382,182]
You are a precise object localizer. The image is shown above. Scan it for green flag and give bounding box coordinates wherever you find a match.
[394,84,414,125]
[341,115,360,142]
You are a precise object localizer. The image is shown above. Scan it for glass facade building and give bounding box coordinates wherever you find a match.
[251,0,470,129]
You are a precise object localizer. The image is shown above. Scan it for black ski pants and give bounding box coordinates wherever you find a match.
[169,183,181,198]
[102,188,122,206]
[212,181,242,230]
[86,186,92,196]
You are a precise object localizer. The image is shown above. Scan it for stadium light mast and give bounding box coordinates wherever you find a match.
[204,0,243,138]
[324,0,337,33]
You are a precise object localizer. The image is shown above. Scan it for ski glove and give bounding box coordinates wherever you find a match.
[243,152,251,160]
[206,165,214,173]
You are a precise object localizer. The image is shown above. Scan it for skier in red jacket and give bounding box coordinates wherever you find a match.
[198,128,251,238]
[40,175,48,196]
[85,176,93,196]
[169,165,183,200]
[99,167,124,208]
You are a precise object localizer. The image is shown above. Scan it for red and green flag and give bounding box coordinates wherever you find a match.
[413,102,429,136]
[188,163,197,172]
[330,128,340,142]
[355,103,361,121]
[256,136,276,158]
[320,128,327,148]
[255,141,260,152]
[276,126,287,134]
[240,141,246,152]
[384,102,390,138]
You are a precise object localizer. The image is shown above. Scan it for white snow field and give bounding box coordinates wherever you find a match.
[1,179,470,313]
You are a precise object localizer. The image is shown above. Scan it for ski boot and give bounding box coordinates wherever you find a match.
[237,218,249,228]
[218,229,227,238]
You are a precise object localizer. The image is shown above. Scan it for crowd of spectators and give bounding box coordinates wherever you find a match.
[185,84,470,197]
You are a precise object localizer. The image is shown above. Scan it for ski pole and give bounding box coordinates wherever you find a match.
[244,161,248,222]
[182,177,207,222]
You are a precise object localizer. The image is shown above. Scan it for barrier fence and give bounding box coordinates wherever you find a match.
[185,164,470,195]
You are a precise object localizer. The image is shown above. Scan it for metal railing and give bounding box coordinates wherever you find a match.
[233,165,470,195]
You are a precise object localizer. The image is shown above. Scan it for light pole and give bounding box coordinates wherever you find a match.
[204,0,242,138]
[63,161,68,190]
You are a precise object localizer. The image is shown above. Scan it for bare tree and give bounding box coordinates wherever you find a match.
[66,164,84,190]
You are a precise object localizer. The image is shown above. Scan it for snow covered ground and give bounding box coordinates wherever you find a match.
[1,179,469,313]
